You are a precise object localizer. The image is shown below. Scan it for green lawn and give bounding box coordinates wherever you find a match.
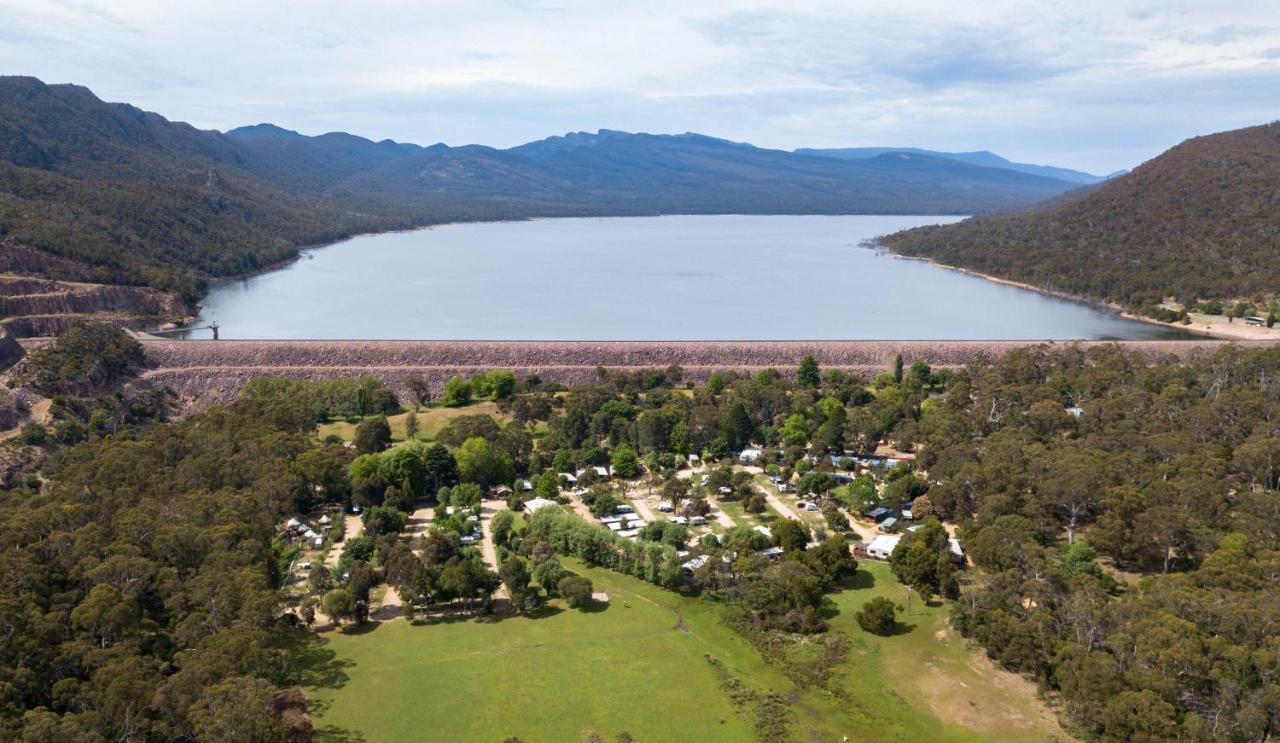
[315,402,509,445]
[298,562,1071,743]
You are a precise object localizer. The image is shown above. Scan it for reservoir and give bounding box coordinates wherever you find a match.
[188,215,1187,340]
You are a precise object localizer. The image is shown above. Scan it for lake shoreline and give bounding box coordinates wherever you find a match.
[876,248,1233,340]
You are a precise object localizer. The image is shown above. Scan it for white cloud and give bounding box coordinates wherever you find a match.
[0,0,1277,172]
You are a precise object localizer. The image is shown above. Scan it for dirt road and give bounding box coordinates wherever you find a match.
[325,512,364,569]
[479,500,509,600]
[703,496,737,529]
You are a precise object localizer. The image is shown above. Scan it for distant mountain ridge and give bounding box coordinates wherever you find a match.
[880,122,1280,310]
[796,146,1110,184]
[0,75,1087,295]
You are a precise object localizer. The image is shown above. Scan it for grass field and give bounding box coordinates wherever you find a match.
[298,562,1071,742]
[316,402,510,445]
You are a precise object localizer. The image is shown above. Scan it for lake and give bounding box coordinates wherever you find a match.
[187,215,1186,340]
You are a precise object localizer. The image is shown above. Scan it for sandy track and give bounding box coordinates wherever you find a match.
[703,497,737,529]
[479,500,509,601]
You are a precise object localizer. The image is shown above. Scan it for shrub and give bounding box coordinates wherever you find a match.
[855,597,899,636]
[558,575,593,608]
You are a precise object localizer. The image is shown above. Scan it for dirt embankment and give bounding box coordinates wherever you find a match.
[132,338,1272,412]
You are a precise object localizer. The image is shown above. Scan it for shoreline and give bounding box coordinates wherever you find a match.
[877,249,1269,341]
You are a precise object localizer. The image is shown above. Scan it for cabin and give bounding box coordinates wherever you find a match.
[520,480,534,492]
[318,514,332,526]
[867,507,892,523]
[311,537,324,549]
[866,534,902,560]
[879,517,899,533]
[615,503,634,514]
[559,472,578,486]
[753,525,773,539]
[738,447,763,464]
[757,546,784,561]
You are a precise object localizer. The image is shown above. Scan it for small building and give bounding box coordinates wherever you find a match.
[521,480,534,492]
[867,507,892,523]
[757,546,784,561]
[682,554,711,574]
[738,447,763,464]
[594,466,611,479]
[866,534,902,560]
[753,525,773,539]
[318,515,332,526]
[493,484,514,496]
[606,522,624,531]
[617,528,641,539]
[879,517,899,533]
[688,453,701,465]
[311,537,324,549]
[615,503,634,514]
[689,516,708,526]
[949,538,965,565]
[559,472,578,485]
[901,508,914,520]
[523,497,559,514]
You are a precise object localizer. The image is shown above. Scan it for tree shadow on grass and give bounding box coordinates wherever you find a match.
[288,632,355,691]
[579,599,610,614]
[315,724,369,743]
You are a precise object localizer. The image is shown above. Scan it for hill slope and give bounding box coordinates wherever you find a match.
[880,123,1280,311]
[796,146,1108,184]
[0,76,1083,297]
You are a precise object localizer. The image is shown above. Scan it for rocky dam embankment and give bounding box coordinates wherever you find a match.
[133,338,1273,411]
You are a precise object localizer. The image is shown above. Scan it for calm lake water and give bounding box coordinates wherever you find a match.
[188,215,1186,340]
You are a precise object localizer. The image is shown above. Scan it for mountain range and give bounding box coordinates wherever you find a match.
[0,76,1086,294]
[880,122,1280,310]
[795,147,1116,184]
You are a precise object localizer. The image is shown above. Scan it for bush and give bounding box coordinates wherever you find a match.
[353,417,391,454]
[855,597,899,635]
[558,575,594,608]
[19,421,47,445]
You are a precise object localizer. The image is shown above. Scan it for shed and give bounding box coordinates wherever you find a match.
[866,534,902,560]
[739,447,763,464]
[757,546,784,561]
[879,517,899,532]
[524,497,559,514]
[867,507,891,522]
[753,525,773,539]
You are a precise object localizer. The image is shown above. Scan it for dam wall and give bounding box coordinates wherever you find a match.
[134,338,1275,411]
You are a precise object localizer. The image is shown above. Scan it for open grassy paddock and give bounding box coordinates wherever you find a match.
[316,402,511,444]
[298,561,1071,742]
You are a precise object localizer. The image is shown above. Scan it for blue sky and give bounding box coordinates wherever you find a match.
[2,0,1278,173]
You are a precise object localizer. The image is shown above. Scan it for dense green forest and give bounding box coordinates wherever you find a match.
[3,326,1279,740]
[0,76,1080,297]
[882,122,1280,314]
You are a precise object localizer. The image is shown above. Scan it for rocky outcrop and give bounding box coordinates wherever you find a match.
[0,325,25,373]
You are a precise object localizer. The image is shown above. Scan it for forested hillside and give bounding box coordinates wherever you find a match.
[881,123,1280,313]
[0,77,1082,296]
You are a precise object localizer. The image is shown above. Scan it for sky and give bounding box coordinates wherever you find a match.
[2,0,1279,174]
